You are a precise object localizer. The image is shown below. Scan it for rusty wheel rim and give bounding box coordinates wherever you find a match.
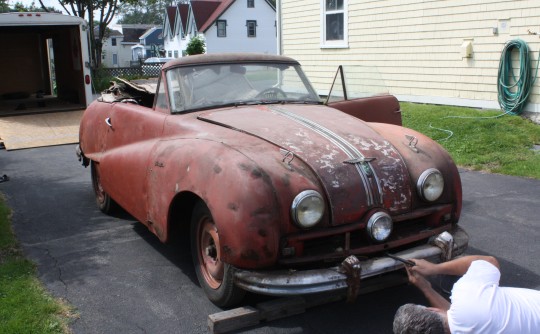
[197,217,223,289]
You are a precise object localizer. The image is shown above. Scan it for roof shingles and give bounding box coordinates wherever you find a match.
[190,0,222,30]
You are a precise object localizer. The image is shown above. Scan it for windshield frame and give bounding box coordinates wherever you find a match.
[164,61,322,114]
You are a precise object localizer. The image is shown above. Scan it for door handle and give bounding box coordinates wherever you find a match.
[105,117,112,127]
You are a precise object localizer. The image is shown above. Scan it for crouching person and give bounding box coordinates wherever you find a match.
[393,255,540,333]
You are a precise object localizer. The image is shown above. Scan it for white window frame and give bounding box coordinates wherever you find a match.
[320,0,348,49]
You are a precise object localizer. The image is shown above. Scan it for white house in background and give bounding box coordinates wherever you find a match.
[163,2,190,58]
[100,25,165,67]
[163,0,277,58]
[99,29,132,68]
[200,0,277,54]
[277,0,540,120]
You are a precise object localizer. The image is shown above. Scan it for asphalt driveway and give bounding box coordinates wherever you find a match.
[0,144,539,333]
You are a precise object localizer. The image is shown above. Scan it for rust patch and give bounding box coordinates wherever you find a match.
[238,163,249,171]
[222,245,232,256]
[213,164,222,174]
[251,168,262,179]
[228,203,239,211]
[281,173,291,187]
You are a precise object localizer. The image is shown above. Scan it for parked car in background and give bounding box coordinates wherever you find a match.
[142,57,174,76]
[77,53,468,307]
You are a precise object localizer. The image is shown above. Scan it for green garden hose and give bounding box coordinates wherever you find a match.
[497,39,539,115]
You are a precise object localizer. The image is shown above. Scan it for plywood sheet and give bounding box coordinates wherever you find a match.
[0,109,84,150]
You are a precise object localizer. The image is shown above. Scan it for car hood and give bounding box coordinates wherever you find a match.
[198,104,412,225]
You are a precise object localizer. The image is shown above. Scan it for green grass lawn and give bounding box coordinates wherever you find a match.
[402,102,540,179]
[0,196,75,334]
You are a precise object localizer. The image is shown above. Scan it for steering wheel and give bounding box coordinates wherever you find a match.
[255,87,287,99]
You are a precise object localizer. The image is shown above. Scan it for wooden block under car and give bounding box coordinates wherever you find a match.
[256,296,306,321]
[208,306,260,334]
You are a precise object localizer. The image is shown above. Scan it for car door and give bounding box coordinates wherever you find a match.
[325,65,402,125]
[99,102,167,222]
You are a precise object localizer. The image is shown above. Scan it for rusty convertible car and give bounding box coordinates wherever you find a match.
[77,53,468,307]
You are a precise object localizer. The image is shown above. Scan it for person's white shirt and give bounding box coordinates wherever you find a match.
[447,260,540,333]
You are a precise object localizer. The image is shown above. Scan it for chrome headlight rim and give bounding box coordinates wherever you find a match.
[366,211,393,242]
[417,168,445,202]
[291,190,325,229]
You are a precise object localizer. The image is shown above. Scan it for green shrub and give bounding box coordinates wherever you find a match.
[185,35,206,55]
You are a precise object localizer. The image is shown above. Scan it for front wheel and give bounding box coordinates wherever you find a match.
[91,161,116,214]
[191,202,245,307]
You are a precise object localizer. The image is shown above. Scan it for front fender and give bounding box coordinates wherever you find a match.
[147,138,284,268]
[368,123,462,222]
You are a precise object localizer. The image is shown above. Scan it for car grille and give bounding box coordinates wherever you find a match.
[279,205,455,267]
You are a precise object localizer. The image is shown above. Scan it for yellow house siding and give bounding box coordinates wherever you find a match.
[280,0,540,113]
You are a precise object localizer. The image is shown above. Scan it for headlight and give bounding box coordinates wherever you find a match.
[417,168,444,202]
[367,211,393,242]
[291,190,324,228]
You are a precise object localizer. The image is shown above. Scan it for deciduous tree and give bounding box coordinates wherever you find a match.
[58,0,129,67]
[27,0,136,67]
[1,1,57,12]
[118,0,173,24]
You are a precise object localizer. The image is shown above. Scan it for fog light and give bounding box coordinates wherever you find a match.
[367,212,393,242]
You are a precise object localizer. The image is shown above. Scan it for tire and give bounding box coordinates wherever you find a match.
[191,201,245,307]
[91,161,116,214]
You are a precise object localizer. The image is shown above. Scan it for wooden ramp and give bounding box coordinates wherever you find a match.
[0,110,84,150]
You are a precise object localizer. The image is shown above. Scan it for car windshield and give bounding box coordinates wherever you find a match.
[166,62,321,113]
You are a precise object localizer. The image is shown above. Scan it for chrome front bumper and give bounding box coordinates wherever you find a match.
[234,226,468,296]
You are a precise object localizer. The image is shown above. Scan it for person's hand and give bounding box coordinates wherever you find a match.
[405,265,432,291]
[409,258,439,276]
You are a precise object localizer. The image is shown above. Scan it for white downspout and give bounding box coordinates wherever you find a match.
[276,0,283,55]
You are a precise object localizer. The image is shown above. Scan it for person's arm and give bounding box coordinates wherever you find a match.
[405,266,451,311]
[411,255,499,277]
